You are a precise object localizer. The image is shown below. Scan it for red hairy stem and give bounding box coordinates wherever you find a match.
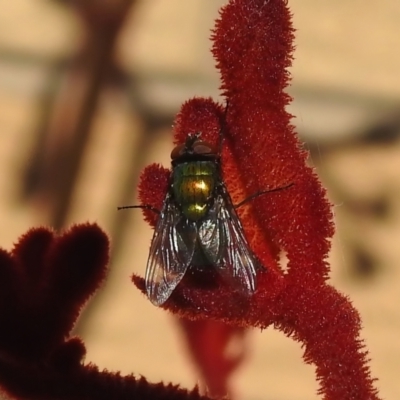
[133,0,381,398]
[178,319,247,398]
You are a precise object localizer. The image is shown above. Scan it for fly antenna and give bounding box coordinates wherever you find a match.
[185,132,201,153]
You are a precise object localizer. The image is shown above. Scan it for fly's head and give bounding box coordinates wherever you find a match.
[171,133,220,165]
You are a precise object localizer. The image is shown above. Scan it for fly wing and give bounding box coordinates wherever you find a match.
[212,188,259,295]
[197,206,223,265]
[145,194,196,306]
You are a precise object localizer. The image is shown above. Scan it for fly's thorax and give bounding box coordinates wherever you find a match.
[172,160,218,221]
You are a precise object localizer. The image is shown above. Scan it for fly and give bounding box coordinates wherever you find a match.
[118,130,292,306]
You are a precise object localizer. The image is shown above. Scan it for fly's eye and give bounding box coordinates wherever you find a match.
[171,139,218,160]
[192,141,218,156]
[171,144,186,160]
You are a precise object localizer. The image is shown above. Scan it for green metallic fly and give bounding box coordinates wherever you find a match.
[119,130,292,306]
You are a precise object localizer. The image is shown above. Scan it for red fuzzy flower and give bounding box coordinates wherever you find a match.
[0,225,211,400]
[132,0,381,399]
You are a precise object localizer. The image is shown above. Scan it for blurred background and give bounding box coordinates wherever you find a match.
[1,0,400,399]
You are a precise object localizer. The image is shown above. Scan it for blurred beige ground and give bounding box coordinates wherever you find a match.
[1,1,400,399]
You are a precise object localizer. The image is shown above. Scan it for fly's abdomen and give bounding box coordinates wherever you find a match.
[173,161,217,221]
